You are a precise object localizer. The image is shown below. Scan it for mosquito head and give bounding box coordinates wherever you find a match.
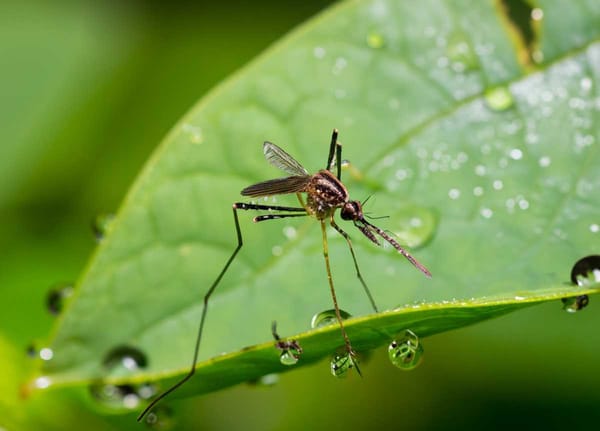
[340,200,365,222]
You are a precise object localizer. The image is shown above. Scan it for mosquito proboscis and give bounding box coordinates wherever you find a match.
[137,129,431,421]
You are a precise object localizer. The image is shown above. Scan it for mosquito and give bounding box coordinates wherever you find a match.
[138,129,431,421]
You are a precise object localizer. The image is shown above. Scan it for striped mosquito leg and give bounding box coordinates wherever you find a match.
[330,219,379,313]
[138,205,245,422]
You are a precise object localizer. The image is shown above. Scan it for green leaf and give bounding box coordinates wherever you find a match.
[32,0,600,412]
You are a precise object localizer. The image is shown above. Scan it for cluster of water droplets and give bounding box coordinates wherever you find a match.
[88,345,161,416]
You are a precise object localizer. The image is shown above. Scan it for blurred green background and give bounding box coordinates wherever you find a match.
[1,1,599,430]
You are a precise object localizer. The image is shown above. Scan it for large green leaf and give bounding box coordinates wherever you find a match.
[30,0,599,413]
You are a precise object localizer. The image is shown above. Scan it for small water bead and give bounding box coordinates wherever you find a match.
[39,347,54,361]
[34,376,52,389]
[570,255,600,286]
[181,123,203,144]
[590,224,599,233]
[91,213,115,242]
[448,188,460,200]
[103,345,148,376]
[145,405,175,430]
[485,86,514,111]
[279,349,301,366]
[562,295,589,313]
[313,46,326,59]
[531,8,544,21]
[272,321,302,366]
[311,309,351,329]
[330,351,355,377]
[46,283,73,315]
[388,330,424,370]
[538,156,551,167]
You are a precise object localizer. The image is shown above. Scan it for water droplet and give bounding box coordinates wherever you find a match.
[145,405,175,430]
[313,46,326,59]
[283,226,297,240]
[492,180,503,190]
[446,31,478,71]
[279,350,301,366]
[181,123,203,144]
[570,255,600,286]
[388,330,424,370]
[330,351,356,377]
[590,224,599,233]
[90,382,156,411]
[538,156,551,167]
[34,376,52,389]
[92,213,115,242]
[562,295,589,313]
[46,283,73,315]
[485,86,514,111]
[271,245,283,256]
[448,188,460,200]
[473,186,484,196]
[103,346,148,376]
[480,208,493,219]
[39,347,54,361]
[311,309,352,329]
[272,321,302,366]
[366,31,385,49]
[26,343,37,358]
[474,164,487,176]
[509,148,523,160]
[531,8,544,21]
[332,57,348,75]
[248,373,280,387]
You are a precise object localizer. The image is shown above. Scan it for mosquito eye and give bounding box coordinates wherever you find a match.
[341,202,360,220]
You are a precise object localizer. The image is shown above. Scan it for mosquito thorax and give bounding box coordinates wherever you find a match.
[340,201,363,221]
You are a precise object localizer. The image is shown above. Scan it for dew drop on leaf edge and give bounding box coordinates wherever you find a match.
[311,308,352,329]
[388,329,424,370]
[46,283,74,316]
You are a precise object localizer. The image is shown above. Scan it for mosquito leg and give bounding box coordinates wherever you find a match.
[234,202,307,212]
[325,128,339,172]
[330,219,379,313]
[335,135,342,181]
[319,220,354,356]
[254,213,308,222]
[137,205,245,422]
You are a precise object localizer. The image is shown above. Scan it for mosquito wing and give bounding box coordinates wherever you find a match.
[263,142,309,176]
[241,175,311,197]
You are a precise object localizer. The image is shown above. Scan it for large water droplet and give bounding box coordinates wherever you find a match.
[310,308,351,329]
[570,255,600,286]
[485,86,514,111]
[46,283,73,315]
[385,205,436,249]
[145,405,175,430]
[330,350,356,378]
[103,345,148,377]
[279,349,301,366]
[388,330,424,370]
[91,213,115,242]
